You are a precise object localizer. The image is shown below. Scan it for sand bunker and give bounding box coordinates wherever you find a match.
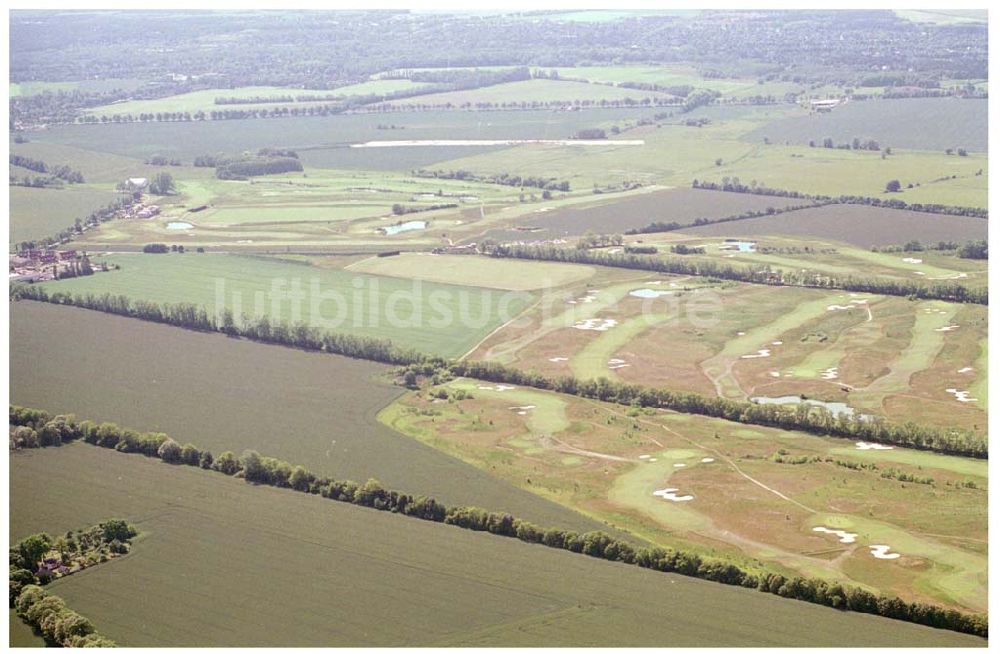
[812,526,858,544]
[741,349,771,359]
[574,318,618,331]
[700,457,715,463]
[736,331,746,336]
[638,454,651,460]
[548,356,569,362]
[673,463,687,468]
[769,371,781,378]
[869,545,900,560]
[608,358,630,370]
[771,341,783,346]
[850,299,868,305]
[958,367,974,373]
[855,442,894,450]
[478,384,516,392]
[945,388,978,403]
[827,304,856,311]
[820,367,839,380]
[913,271,926,276]
[652,488,694,502]
[934,324,960,332]
[901,257,923,264]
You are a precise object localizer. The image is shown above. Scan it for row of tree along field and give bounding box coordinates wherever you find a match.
[8,405,987,639]
[481,244,987,305]
[691,180,988,219]
[8,288,987,458]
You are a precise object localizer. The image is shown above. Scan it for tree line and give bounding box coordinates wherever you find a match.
[9,287,986,458]
[481,243,987,305]
[412,168,571,192]
[691,179,988,219]
[7,404,987,639]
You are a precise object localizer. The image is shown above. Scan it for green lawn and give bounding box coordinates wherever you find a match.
[346,253,596,291]
[36,253,535,357]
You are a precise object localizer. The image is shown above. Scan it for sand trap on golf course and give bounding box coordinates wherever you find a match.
[574,318,618,331]
[608,358,630,370]
[934,324,960,332]
[946,388,978,403]
[820,367,839,380]
[813,526,858,544]
[478,384,516,392]
[652,488,694,502]
[901,257,923,264]
[548,356,569,362]
[958,366,974,373]
[769,371,781,378]
[856,442,894,450]
[741,349,771,359]
[869,545,900,560]
[700,457,714,463]
[827,304,856,311]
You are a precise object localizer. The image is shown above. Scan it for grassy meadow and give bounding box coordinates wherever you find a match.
[35,253,535,357]
[10,444,981,646]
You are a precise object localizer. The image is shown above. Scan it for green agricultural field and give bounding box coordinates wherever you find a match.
[479,187,806,241]
[10,140,209,184]
[550,64,803,98]
[9,184,119,245]
[384,379,987,613]
[434,105,987,207]
[27,108,662,172]
[677,204,988,247]
[9,301,596,531]
[84,81,434,118]
[10,446,979,647]
[345,253,596,291]
[746,98,988,153]
[386,78,674,107]
[34,253,535,357]
[10,78,145,97]
[632,232,987,293]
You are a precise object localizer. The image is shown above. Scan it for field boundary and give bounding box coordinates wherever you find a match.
[10,290,986,458]
[9,404,988,639]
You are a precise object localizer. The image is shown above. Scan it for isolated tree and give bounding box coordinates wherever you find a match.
[885,179,901,193]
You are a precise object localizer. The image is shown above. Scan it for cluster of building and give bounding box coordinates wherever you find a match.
[10,249,82,282]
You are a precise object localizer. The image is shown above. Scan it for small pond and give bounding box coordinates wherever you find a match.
[750,395,867,420]
[382,220,427,235]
